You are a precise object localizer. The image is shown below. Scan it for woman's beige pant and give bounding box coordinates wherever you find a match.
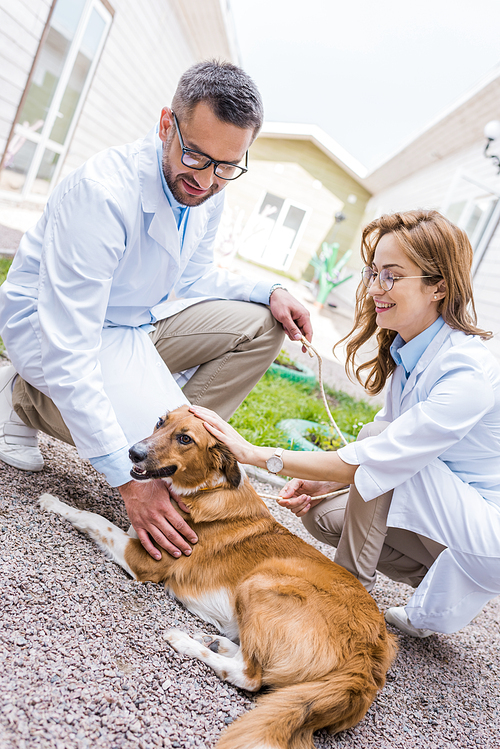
[302,421,446,591]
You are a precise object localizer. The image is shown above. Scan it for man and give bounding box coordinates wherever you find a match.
[0,61,312,560]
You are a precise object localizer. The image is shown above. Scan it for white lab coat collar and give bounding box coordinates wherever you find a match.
[395,322,454,417]
[138,126,217,267]
[139,126,181,263]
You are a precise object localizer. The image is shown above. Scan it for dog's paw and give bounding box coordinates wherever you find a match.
[193,632,239,656]
[193,633,221,652]
[164,629,202,658]
[39,494,66,514]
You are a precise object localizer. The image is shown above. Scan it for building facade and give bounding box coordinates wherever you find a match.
[0,0,236,203]
[220,125,371,283]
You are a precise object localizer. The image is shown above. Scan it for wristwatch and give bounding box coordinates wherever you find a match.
[268,283,288,302]
[266,447,285,474]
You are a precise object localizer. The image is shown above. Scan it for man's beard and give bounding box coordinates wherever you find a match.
[161,140,219,207]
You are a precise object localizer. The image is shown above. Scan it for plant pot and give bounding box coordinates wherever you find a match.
[268,361,317,387]
[277,418,354,452]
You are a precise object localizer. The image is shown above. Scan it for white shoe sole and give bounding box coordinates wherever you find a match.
[385,607,434,638]
[0,446,44,471]
[0,364,44,471]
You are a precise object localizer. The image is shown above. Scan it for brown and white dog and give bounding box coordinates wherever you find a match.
[40,405,397,749]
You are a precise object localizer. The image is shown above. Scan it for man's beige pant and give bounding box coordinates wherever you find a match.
[13,300,284,446]
[302,421,446,591]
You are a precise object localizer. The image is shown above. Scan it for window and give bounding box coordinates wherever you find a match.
[0,0,112,201]
[239,192,310,271]
[446,195,498,250]
[443,171,499,252]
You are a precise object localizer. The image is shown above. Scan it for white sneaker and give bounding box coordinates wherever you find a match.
[385,606,434,638]
[0,364,44,471]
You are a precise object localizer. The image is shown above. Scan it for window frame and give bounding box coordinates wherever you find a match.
[239,190,311,271]
[0,0,114,202]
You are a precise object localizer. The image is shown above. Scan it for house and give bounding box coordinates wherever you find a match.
[361,64,500,358]
[0,1,371,295]
[0,0,237,203]
[220,122,371,282]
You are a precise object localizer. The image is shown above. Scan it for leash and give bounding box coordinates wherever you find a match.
[257,336,350,503]
[299,336,348,447]
[258,486,349,502]
[198,479,350,503]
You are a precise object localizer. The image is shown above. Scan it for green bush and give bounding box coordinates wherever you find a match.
[0,258,12,356]
[0,257,12,285]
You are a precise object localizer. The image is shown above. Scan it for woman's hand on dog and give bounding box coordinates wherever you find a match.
[190,406,260,465]
[278,479,348,517]
[119,479,197,560]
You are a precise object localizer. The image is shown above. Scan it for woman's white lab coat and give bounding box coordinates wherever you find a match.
[338,322,500,632]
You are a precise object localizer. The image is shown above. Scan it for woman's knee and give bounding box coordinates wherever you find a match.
[301,494,347,548]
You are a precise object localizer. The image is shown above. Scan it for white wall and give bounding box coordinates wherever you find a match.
[60,0,207,179]
[0,0,235,183]
[0,0,52,157]
[364,141,499,220]
[474,218,500,358]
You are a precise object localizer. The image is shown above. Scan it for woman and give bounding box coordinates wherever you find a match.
[192,210,500,638]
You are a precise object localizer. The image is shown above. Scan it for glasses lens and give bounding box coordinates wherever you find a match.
[214,163,244,180]
[182,150,211,170]
[379,269,394,291]
[361,267,374,287]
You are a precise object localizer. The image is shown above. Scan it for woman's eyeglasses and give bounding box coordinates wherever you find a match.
[361,266,435,292]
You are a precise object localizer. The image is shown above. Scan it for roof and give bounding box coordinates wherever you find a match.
[260,63,500,195]
[363,63,500,193]
[259,121,369,182]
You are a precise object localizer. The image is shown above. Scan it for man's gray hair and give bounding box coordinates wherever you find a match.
[172,60,264,137]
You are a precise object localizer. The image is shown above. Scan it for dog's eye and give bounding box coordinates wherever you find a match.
[155,417,165,430]
[177,433,193,445]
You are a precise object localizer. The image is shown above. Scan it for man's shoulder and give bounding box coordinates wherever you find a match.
[75,138,142,192]
[51,133,148,208]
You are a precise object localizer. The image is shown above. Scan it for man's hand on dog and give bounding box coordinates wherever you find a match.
[119,479,197,560]
[269,288,312,352]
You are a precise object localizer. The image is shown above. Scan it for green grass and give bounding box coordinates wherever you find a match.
[0,258,12,356]
[229,370,378,449]
[0,257,12,285]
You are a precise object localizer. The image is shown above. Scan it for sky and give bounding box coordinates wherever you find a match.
[229,0,500,172]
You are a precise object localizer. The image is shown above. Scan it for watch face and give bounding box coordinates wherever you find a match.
[266,456,283,473]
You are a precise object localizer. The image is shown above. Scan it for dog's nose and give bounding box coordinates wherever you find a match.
[129,442,148,463]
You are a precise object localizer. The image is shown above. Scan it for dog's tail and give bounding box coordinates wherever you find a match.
[215,654,385,749]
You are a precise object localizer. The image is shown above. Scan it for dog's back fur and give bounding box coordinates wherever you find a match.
[40,405,397,749]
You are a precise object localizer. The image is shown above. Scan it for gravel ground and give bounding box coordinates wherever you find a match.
[1,433,499,749]
[0,224,22,253]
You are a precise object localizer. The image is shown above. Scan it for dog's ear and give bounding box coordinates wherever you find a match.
[209,442,241,488]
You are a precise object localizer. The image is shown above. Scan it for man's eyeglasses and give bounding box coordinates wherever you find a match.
[361,266,435,292]
[172,112,248,181]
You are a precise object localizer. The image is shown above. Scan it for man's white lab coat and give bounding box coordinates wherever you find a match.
[0,127,265,471]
